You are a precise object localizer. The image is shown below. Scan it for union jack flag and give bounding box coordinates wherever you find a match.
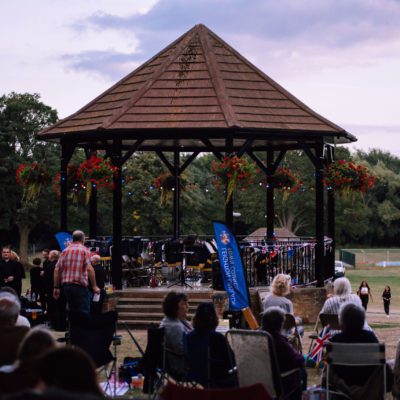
[308,326,331,367]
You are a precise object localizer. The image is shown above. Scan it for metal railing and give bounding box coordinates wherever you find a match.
[86,235,324,287]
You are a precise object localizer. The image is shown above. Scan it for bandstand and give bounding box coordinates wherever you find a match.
[37,24,356,290]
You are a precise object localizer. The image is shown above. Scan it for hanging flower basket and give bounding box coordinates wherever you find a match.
[211,155,258,205]
[53,165,85,204]
[16,162,51,203]
[153,172,187,207]
[77,156,118,203]
[323,160,375,195]
[267,167,301,193]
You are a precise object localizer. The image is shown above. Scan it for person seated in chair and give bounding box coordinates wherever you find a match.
[0,326,57,393]
[320,277,371,335]
[0,295,30,367]
[184,302,236,388]
[326,302,392,394]
[261,306,306,398]
[160,291,192,378]
[263,274,304,337]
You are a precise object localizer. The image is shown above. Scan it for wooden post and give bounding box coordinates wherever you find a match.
[327,187,335,279]
[60,141,74,232]
[266,150,274,241]
[89,185,98,239]
[315,143,325,287]
[111,138,122,289]
[173,151,180,239]
[225,138,234,229]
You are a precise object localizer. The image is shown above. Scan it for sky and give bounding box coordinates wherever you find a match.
[1,0,400,155]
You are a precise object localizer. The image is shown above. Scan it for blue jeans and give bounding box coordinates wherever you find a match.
[63,284,90,314]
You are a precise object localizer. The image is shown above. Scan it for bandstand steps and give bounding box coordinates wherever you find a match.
[115,289,214,329]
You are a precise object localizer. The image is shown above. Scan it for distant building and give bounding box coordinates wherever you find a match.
[244,227,298,244]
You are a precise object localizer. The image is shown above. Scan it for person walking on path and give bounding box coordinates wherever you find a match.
[382,285,391,317]
[358,280,373,311]
[53,230,100,314]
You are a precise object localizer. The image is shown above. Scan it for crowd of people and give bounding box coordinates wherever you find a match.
[0,233,397,398]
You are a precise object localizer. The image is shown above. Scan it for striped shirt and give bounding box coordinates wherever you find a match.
[320,294,371,333]
[55,242,91,287]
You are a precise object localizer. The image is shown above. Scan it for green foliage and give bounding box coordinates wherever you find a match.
[0,92,59,229]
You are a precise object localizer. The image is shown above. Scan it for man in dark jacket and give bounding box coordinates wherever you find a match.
[0,247,21,297]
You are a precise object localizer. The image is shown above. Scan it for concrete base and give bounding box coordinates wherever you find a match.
[254,286,327,324]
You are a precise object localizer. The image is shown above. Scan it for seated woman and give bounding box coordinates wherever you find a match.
[159,291,192,378]
[261,307,306,399]
[320,277,371,334]
[263,274,303,337]
[37,347,103,397]
[0,326,57,393]
[184,302,236,388]
[324,302,392,397]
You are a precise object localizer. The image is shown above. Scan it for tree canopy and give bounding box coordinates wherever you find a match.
[1,91,400,254]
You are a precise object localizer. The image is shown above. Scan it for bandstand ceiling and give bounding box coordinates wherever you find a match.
[38,24,356,150]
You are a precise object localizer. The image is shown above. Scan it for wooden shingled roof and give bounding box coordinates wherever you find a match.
[38,24,356,146]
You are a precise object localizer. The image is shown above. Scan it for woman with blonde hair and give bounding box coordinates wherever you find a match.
[263,274,293,313]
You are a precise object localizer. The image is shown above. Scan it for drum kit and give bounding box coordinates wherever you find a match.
[121,236,210,289]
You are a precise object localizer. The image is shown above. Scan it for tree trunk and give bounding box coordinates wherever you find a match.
[17,223,31,267]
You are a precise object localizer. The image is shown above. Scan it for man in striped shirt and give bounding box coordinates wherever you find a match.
[53,230,100,314]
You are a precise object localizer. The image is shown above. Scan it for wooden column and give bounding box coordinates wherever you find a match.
[60,141,74,232]
[111,138,122,289]
[225,138,234,229]
[266,150,274,241]
[173,151,180,239]
[327,187,335,279]
[89,185,98,239]
[315,143,325,287]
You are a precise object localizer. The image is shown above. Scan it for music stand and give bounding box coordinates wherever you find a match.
[167,250,194,289]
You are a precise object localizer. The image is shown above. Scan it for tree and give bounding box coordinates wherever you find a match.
[0,92,58,263]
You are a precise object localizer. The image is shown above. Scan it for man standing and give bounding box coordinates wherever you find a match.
[0,247,21,296]
[90,254,106,315]
[53,231,100,314]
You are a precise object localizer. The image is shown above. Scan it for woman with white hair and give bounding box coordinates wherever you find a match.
[320,277,371,332]
[321,277,362,314]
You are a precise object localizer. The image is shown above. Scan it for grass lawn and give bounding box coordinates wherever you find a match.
[346,267,400,310]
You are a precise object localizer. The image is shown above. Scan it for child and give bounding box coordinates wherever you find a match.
[30,257,43,303]
[382,285,391,317]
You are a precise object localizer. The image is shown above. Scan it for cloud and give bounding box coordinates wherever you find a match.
[344,123,400,155]
[62,0,400,82]
[61,50,142,81]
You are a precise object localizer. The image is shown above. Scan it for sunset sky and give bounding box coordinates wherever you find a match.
[1,0,399,154]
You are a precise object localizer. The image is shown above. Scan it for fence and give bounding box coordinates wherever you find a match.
[85,235,323,287]
[342,249,400,267]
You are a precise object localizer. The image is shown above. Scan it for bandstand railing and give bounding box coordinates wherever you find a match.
[85,235,333,287]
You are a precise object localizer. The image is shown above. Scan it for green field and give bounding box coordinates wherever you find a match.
[346,268,400,310]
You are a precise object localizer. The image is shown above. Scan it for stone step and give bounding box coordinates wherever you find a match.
[116,289,214,300]
[118,320,162,330]
[117,304,197,313]
[117,297,206,306]
[118,311,165,320]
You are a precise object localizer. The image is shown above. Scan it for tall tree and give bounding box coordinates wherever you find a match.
[0,92,58,263]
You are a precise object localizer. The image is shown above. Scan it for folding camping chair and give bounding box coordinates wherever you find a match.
[226,329,301,399]
[283,313,303,354]
[68,311,121,397]
[184,330,237,389]
[308,313,340,354]
[325,342,387,400]
[160,382,272,400]
[141,326,190,399]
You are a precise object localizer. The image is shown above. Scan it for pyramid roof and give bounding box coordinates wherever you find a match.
[38,24,356,146]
